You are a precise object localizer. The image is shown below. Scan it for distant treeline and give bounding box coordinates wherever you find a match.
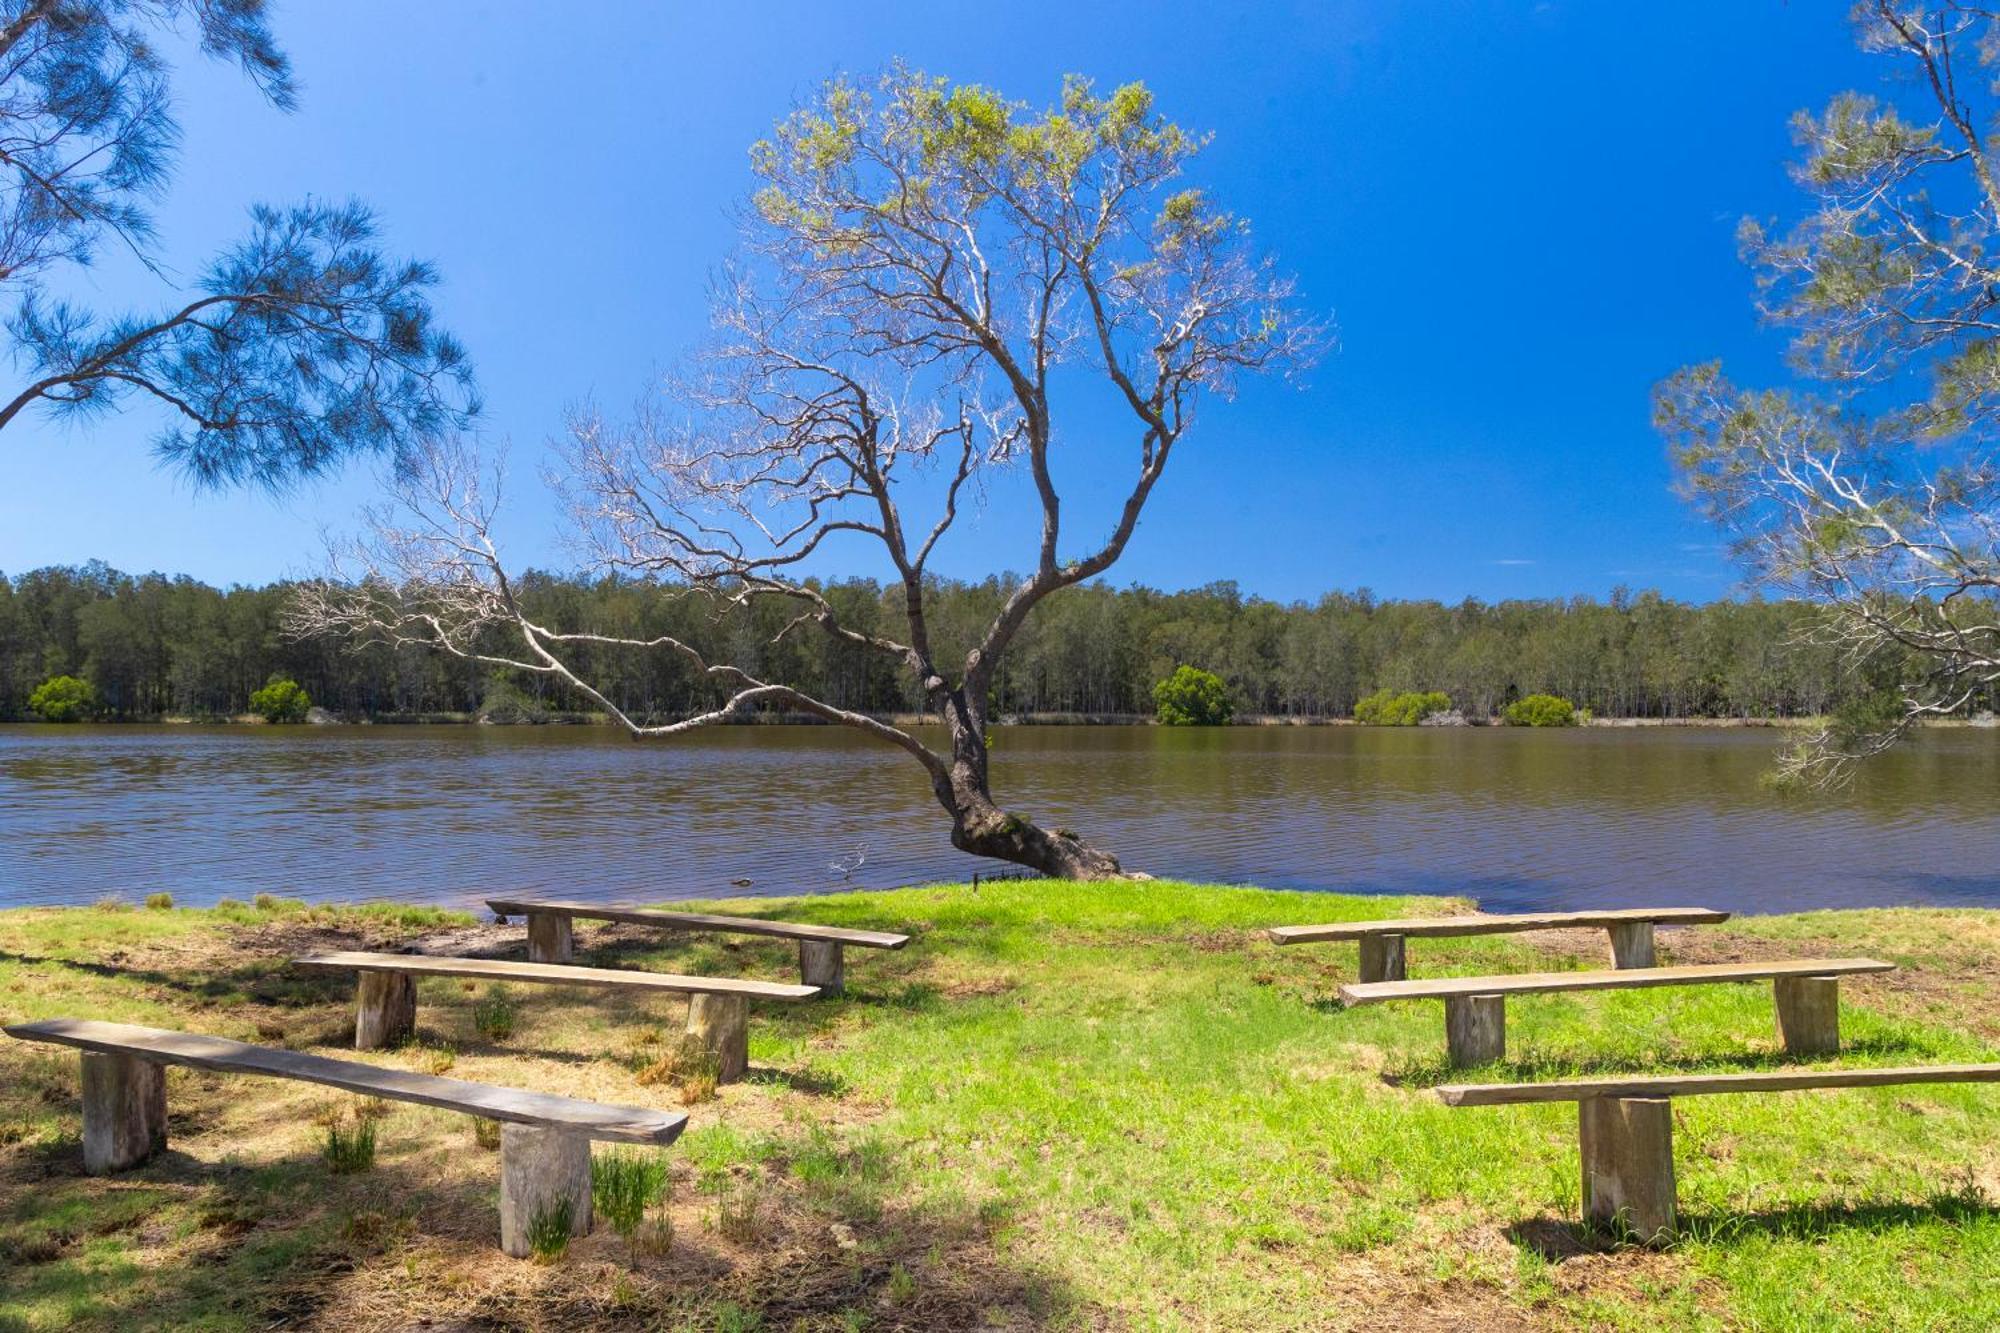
[0,561,1969,723]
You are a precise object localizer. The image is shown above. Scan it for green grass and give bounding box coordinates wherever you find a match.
[0,883,1996,1329]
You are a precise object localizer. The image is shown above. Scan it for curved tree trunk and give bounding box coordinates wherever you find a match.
[931,690,1123,879]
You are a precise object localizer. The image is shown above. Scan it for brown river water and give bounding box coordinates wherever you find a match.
[3,723,1998,915]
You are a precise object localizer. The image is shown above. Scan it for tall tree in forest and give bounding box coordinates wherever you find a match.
[297,68,1320,877]
[1658,2,2000,781]
[0,0,474,484]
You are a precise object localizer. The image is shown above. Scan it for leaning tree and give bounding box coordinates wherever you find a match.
[296,69,1319,877]
[0,0,475,483]
[1657,1,2000,782]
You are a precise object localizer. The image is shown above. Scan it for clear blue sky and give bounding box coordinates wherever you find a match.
[2,1,1877,603]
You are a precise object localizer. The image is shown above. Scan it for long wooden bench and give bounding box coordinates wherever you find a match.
[294,951,818,1082]
[1436,1064,2000,1243]
[485,897,911,997]
[1269,907,1731,982]
[1340,957,1895,1067]
[4,1018,687,1258]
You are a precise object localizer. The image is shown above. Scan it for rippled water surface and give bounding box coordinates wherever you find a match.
[3,723,1998,915]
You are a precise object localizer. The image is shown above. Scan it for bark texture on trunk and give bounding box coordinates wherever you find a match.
[931,692,1124,880]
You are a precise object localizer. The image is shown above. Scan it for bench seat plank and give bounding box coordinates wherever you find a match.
[1270,907,1730,945]
[1436,1063,2000,1106]
[1340,957,1893,1006]
[293,951,819,1000]
[486,898,910,950]
[4,1019,686,1144]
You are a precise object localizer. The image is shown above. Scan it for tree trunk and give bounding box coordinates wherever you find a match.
[933,690,1124,879]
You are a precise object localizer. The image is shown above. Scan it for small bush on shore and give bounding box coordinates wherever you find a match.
[1354,689,1450,726]
[1153,665,1234,726]
[28,675,99,722]
[249,677,311,723]
[144,892,173,910]
[1504,693,1578,727]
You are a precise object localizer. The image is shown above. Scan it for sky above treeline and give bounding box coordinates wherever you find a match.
[5,2,1884,603]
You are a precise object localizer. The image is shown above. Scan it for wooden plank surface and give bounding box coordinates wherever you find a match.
[486,898,910,950]
[4,1019,688,1143]
[1339,957,1894,1006]
[294,951,819,1000]
[1269,907,1730,945]
[1436,1063,2000,1106]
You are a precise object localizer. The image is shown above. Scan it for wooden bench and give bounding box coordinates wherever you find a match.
[485,897,911,997]
[1340,957,1895,1067]
[3,1018,686,1258]
[1269,907,1731,982]
[1435,1064,2000,1243]
[294,951,817,1082]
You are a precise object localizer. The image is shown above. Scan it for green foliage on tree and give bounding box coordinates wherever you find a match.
[249,677,311,723]
[1502,693,1576,727]
[1353,689,1450,726]
[1153,666,1233,726]
[28,675,98,722]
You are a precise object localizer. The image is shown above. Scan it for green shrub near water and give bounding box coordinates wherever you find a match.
[1353,689,1450,726]
[1152,665,1234,726]
[248,677,311,723]
[28,674,99,722]
[1503,693,1578,726]
[144,893,173,910]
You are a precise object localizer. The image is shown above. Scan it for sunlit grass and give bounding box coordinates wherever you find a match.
[0,882,1996,1329]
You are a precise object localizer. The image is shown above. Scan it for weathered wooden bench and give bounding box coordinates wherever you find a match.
[1435,1064,2000,1243]
[1340,957,1895,1067]
[485,896,911,997]
[294,951,817,1082]
[1269,907,1731,982]
[3,1018,686,1258]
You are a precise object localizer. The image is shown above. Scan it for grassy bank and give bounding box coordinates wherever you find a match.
[1,884,1997,1330]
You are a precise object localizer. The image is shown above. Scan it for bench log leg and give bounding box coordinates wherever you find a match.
[688,993,750,1083]
[1444,994,1506,1067]
[80,1051,166,1173]
[498,1123,592,1258]
[355,971,417,1050]
[1359,933,1407,984]
[1607,922,1657,969]
[526,911,574,965]
[1774,975,1840,1056]
[1579,1095,1675,1244]
[799,940,845,997]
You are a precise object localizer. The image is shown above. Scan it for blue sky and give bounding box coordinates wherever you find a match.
[2,1,1878,602]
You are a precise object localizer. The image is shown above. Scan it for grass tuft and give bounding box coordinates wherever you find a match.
[143,892,173,910]
[525,1197,574,1264]
[471,986,517,1041]
[320,1109,377,1174]
[592,1148,672,1252]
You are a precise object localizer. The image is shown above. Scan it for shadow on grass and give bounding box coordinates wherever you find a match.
[1508,1181,1998,1262]
[1383,1032,1946,1089]
[0,949,350,1010]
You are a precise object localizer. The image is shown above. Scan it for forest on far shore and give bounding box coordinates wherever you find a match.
[0,561,1974,725]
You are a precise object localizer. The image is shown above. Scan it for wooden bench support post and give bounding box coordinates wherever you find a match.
[354,971,417,1050]
[688,993,750,1083]
[526,911,574,965]
[799,940,844,997]
[1607,921,1657,969]
[1358,933,1407,983]
[1579,1095,1675,1244]
[1444,994,1506,1067]
[1773,975,1840,1056]
[498,1123,592,1258]
[80,1051,166,1173]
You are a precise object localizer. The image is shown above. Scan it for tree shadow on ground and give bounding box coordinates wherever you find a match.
[0,949,349,1009]
[1507,1183,1999,1263]
[1382,1031,1943,1089]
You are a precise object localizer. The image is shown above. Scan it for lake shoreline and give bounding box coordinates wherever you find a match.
[0,710,1882,728]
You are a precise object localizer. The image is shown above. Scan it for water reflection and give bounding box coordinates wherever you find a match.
[1,723,1996,915]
